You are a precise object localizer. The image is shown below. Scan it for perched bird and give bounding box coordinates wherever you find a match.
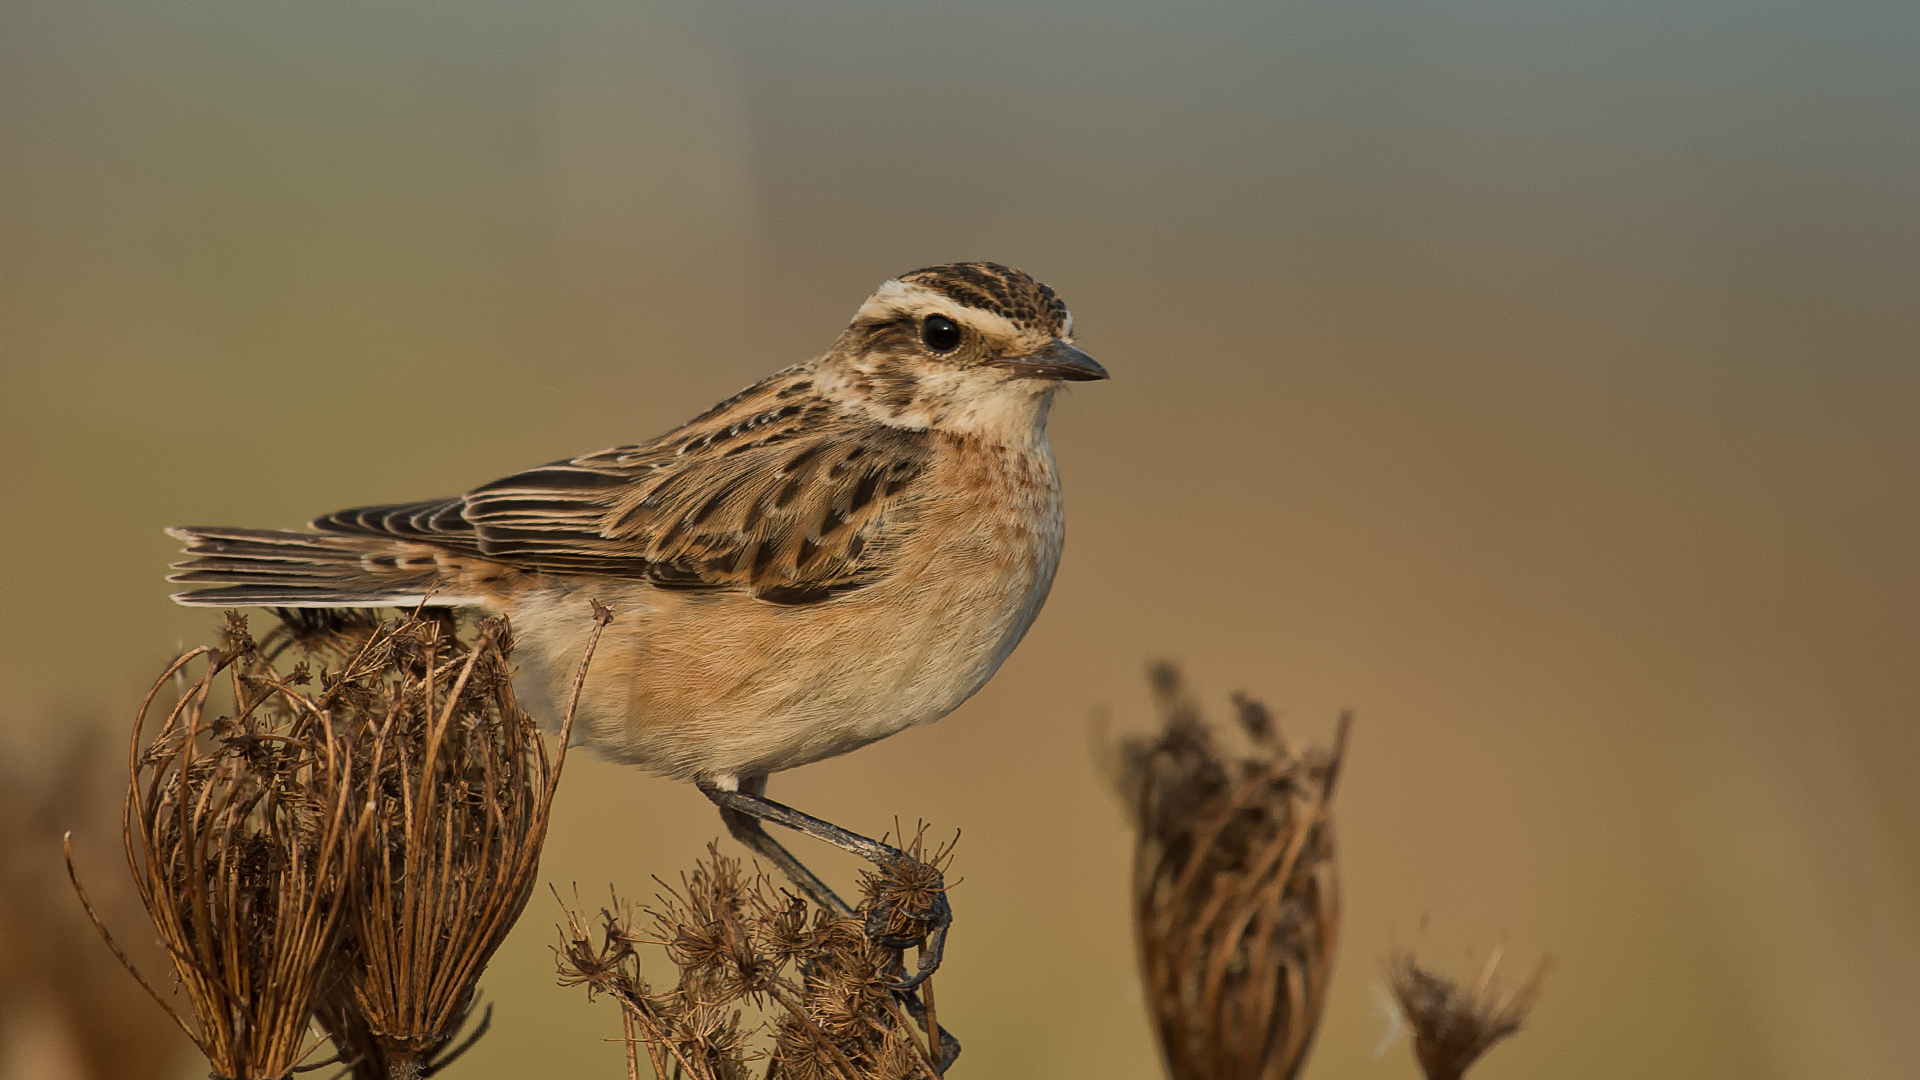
[167,261,1105,985]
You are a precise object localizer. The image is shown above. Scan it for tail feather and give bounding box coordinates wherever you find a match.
[166,526,476,609]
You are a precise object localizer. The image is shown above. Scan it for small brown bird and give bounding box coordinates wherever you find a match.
[167,262,1105,984]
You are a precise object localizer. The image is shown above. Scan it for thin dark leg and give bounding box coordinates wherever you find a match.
[699,777,951,991]
[710,775,853,919]
[702,779,902,862]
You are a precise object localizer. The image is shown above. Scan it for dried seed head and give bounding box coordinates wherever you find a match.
[69,616,358,1079]
[72,602,611,1080]
[859,826,955,946]
[322,605,607,1072]
[557,843,953,1080]
[1386,947,1550,1080]
[1115,664,1350,1080]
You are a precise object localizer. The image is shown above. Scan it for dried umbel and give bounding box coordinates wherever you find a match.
[557,837,958,1080]
[318,602,610,1079]
[67,612,357,1079]
[69,603,610,1080]
[1385,945,1550,1080]
[1114,664,1350,1080]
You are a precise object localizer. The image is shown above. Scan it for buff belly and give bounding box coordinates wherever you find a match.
[500,524,1059,783]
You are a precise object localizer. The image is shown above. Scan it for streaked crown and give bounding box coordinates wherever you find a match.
[895,262,1071,338]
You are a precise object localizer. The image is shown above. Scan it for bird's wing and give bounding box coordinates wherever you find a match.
[313,377,934,604]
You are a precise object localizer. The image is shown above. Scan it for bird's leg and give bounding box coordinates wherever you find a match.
[709,775,853,919]
[699,777,952,990]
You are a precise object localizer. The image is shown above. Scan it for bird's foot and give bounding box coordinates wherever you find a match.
[861,847,952,990]
[699,781,957,989]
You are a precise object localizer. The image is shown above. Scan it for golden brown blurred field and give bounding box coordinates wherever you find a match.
[3,1,1917,1078]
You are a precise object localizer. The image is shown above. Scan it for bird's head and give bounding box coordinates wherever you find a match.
[818,262,1107,439]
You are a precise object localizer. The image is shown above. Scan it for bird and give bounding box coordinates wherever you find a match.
[166,261,1106,987]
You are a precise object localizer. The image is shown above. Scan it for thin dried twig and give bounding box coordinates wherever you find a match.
[0,722,190,1080]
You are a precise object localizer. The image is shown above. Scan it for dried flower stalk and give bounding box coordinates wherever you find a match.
[1385,945,1550,1080]
[1115,664,1350,1080]
[557,833,959,1080]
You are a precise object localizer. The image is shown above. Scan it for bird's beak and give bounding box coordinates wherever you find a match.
[997,338,1109,382]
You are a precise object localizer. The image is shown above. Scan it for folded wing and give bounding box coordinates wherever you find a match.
[308,388,933,606]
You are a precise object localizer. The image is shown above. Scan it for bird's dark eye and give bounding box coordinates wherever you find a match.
[921,314,962,353]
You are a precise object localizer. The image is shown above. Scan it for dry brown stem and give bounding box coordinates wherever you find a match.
[1385,945,1550,1080]
[1114,664,1349,1080]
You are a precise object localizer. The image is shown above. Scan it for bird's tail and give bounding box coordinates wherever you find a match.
[166,526,478,608]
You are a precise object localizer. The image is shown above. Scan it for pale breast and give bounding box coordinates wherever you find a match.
[504,433,1066,782]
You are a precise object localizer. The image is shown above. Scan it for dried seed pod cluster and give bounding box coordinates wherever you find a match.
[1115,664,1350,1080]
[69,604,610,1080]
[556,835,958,1080]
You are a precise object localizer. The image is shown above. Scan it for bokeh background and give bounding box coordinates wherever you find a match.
[4,1,1918,1077]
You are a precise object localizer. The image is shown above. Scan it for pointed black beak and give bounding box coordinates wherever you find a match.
[997,338,1109,382]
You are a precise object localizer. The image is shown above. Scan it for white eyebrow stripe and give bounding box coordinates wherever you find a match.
[857,280,1026,342]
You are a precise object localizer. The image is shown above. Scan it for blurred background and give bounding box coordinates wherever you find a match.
[3,0,1917,1077]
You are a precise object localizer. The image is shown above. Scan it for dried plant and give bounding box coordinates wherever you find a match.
[66,611,358,1079]
[1385,945,1550,1080]
[1113,664,1350,1080]
[320,601,611,1080]
[68,602,610,1080]
[557,833,960,1080]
